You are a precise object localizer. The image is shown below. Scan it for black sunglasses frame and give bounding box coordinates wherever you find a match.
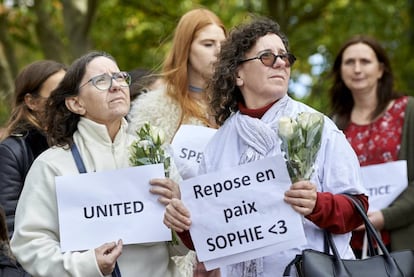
[240,52,296,67]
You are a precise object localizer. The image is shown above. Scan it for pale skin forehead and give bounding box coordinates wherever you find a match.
[342,43,378,61]
[194,24,225,41]
[83,56,120,80]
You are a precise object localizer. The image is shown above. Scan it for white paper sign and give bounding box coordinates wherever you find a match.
[360,160,408,212]
[180,155,306,267]
[171,125,216,179]
[55,164,170,252]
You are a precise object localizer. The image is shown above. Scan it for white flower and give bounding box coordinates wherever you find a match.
[297,112,323,130]
[278,116,297,140]
[296,112,311,129]
[278,112,324,182]
[129,122,171,177]
[149,125,165,147]
[137,140,151,149]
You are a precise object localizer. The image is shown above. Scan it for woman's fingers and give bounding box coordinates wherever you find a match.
[150,178,181,205]
[284,180,317,216]
[95,239,123,275]
[164,199,191,232]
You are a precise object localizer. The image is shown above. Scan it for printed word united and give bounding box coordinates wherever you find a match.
[84,201,144,219]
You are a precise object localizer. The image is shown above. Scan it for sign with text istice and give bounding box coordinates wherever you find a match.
[180,155,307,267]
[361,160,408,212]
[56,164,170,252]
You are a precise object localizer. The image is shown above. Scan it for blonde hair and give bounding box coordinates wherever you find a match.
[162,8,226,126]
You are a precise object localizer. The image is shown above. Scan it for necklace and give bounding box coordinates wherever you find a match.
[188,84,204,93]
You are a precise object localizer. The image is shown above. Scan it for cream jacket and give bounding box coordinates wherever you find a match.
[10,118,180,277]
[127,87,205,144]
[127,87,208,276]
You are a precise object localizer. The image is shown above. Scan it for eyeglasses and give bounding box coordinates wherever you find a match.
[240,52,296,67]
[79,72,131,91]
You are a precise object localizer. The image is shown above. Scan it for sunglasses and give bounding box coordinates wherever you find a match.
[240,52,296,67]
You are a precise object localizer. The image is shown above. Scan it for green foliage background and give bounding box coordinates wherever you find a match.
[1,0,413,126]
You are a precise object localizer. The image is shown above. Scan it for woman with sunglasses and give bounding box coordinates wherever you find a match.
[164,17,368,276]
[10,51,182,277]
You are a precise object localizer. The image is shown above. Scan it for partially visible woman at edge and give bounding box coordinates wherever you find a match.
[10,51,182,277]
[127,8,227,277]
[329,35,414,257]
[0,60,66,238]
[0,205,31,277]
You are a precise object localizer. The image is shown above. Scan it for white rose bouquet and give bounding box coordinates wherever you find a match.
[129,122,171,177]
[129,122,179,244]
[278,112,324,182]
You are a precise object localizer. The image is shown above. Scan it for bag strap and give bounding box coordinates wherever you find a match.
[111,263,121,277]
[70,143,87,174]
[343,195,387,255]
[335,194,403,276]
[283,254,302,276]
[341,194,378,257]
[70,143,121,277]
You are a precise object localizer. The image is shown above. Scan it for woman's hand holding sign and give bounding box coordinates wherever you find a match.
[95,239,123,276]
[150,178,181,206]
[164,198,191,233]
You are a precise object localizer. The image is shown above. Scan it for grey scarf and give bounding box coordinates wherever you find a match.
[229,96,289,277]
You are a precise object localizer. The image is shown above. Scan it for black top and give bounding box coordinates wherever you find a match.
[0,128,48,238]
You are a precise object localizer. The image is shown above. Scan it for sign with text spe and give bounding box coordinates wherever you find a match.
[171,125,216,180]
[180,155,306,265]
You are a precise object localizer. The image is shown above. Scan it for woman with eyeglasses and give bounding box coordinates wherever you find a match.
[0,60,66,240]
[329,35,414,258]
[10,51,182,277]
[164,17,368,276]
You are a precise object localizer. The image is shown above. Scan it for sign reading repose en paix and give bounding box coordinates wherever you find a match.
[180,155,307,270]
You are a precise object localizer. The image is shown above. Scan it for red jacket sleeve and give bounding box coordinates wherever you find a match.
[305,192,368,234]
[177,230,195,250]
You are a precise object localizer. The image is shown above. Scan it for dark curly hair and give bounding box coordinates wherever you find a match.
[46,51,115,148]
[329,35,400,130]
[208,16,290,126]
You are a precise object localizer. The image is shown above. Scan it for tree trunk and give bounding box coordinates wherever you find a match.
[0,10,15,103]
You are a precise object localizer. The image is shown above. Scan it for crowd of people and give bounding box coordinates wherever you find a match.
[0,6,413,277]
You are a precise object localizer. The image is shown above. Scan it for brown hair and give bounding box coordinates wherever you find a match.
[0,205,14,260]
[46,51,115,147]
[162,8,226,126]
[209,17,290,126]
[1,60,67,140]
[329,35,399,129]
[0,205,8,242]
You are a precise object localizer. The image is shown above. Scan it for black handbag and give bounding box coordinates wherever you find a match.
[283,195,414,276]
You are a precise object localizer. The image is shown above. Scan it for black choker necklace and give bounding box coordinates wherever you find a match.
[189,85,204,93]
